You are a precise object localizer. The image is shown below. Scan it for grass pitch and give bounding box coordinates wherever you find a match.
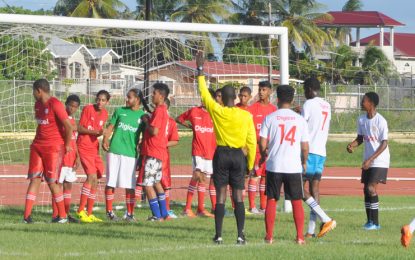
[1,196,415,259]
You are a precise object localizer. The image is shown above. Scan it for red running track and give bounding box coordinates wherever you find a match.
[1,165,415,206]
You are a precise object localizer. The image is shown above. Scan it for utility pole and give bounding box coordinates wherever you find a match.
[268,2,272,83]
[143,0,151,100]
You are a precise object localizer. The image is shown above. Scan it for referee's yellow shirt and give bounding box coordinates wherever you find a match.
[198,76,257,170]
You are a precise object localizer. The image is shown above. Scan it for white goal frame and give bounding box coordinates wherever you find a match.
[0,13,289,85]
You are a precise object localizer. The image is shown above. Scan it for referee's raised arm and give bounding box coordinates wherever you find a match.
[195,51,255,245]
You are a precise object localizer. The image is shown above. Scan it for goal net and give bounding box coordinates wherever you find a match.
[0,14,289,212]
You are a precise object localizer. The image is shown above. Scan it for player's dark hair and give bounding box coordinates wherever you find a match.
[33,79,50,93]
[65,94,81,106]
[277,85,295,104]
[165,98,171,109]
[303,77,321,91]
[214,88,222,97]
[364,92,379,107]
[96,89,111,101]
[208,88,216,99]
[221,85,236,105]
[239,86,252,95]
[153,82,170,99]
[259,81,272,89]
[128,88,152,113]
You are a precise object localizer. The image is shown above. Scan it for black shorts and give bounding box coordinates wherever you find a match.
[212,146,246,190]
[266,171,304,201]
[361,167,388,184]
[303,173,322,182]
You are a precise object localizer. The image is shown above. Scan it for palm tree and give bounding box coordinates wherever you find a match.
[331,0,363,44]
[360,46,394,84]
[342,0,363,12]
[135,0,179,21]
[171,0,232,52]
[54,0,128,18]
[273,0,333,55]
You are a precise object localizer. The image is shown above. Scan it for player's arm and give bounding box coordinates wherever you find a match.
[301,141,309,174]
[347,135,363,153]
[77,107,102,136]
[259,137,268,165]
[102,124,114,152]
[196,51,221,115]
[62,119,73,154]
[74,146,81,170]
[167,140,179,147]
[142,112,160,136]
[362,140,388,170]
[175,113,192,129]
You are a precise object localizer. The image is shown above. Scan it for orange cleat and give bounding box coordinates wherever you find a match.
[183,209,197,218]
[317,219,337,238]
[401,225,413,248]
[197,209,214,218]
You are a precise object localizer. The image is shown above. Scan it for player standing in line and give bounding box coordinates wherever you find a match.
[301,78,336,238]
[214,88,223,105]
[401,218,415,247]
[161,98,180,219]
[23,79,73,224]
[347,92,390,230]
[177,92,216,218]
[236,87,252,110]
[197,52,256,245]
[140,83,170,221]
[247,81,276,214]
[259,85,308,245]
[76,90,110,223]
[102,88,146,222]
[51,94,81,223]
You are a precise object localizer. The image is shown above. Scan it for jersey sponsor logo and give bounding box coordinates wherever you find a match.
[87,125,94,130]
[195,125,214,133]
[276,115,296,121]
[99,120,103,126]
[194,116,202,120]
[364,135,378,142]
[120,113,127,116]
[118,122,138,132]
[36,118,49,125]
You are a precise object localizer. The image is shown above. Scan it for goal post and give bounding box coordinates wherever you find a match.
[0,13,290,210]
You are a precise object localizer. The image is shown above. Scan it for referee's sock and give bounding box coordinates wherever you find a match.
[370,195,379,225]
[304,197,331,223]
[215,203,225,237]
[234,202,245,238]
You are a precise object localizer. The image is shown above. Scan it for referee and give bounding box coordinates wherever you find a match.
[196,51,256,245]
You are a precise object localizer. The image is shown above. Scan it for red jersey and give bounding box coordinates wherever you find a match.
[236,103,249,111]
[62,116,78,167]
[33,97,69,146]
[141,104,169,160]
[248,101,277,140]
[167,117,179,143]
[177,106,216,160]
[77,104,108,150]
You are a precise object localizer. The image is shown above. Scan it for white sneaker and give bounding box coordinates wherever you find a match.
[249,208,260,214]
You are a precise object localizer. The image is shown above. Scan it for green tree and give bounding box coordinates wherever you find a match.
[223,40,267,65]
[0,36,56,80]
[135,0,179,21]
[330,0,363,44]
[0,6,53,15]
[360,46,394,85]
[171,0,232,52]
[274,0,332,55]
[54,0,128,18]
[326,45,359,84]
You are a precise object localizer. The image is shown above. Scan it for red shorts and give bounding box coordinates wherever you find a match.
[161,156,171,190]
[78,148,104,179]
[254,153,266,177]
[27,143,64,184]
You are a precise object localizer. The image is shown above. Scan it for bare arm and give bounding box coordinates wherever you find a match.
[175,117,191,129]
[102,124,114,152]
[62,119,73,154]
[301,141,309,173]
[259,137,268,166]
[347,135,364,153]
[78,125,102,136]
[167,140,179,147]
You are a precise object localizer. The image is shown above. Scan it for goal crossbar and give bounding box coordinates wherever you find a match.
[0,13,289,84]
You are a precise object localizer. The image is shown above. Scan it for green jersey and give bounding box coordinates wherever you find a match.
[109,107,145,158]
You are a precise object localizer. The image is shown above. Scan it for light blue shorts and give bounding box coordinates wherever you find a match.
[306,153,326,176]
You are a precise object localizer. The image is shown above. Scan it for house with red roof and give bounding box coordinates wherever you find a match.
[148,60,281,105]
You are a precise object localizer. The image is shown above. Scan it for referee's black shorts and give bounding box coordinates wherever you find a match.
[266,171,304,201]
[212,146,246,190]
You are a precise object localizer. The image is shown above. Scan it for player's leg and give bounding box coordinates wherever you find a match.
[259,164,267,212]
[143,156,164,220]
[125,188,136,222]
[197,159,214,217]
[285,173,305,244]
[76,151,94,221]
[154,182,168,219]
[63,182,77,223]
[401,218,415,247]
[184,156,201,216]
[248,155,260,213]
[214,185,227,244]
[24,144,43,222]
[264,171,282,244]
[105,153,119,221]
[212,147,228,244]
[366,182,379,228]
[86,155,104,222]
[306,179,317,237]
[209,177,216,212]
[122,154,138,222]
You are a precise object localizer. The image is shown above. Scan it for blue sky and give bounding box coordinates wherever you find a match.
[1,0,414,38]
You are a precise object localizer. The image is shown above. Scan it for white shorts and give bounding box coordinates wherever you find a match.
[192,156,213,175]
[59,166,77,183]
[106,153,137,189]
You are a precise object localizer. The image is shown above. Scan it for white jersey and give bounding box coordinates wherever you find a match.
[357,113,390,168]
[260,108,309,173]
[302,97,331,157]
